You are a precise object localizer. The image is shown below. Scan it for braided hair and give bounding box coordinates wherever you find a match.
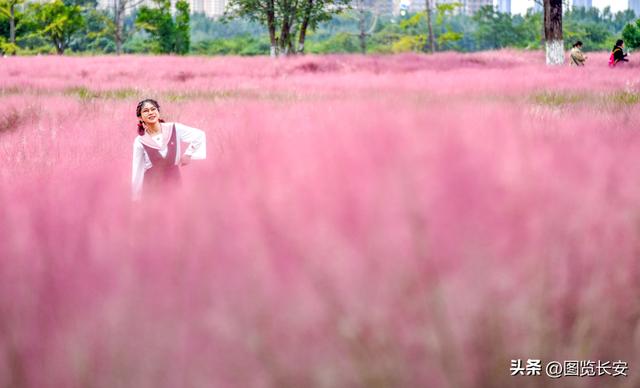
[136,99,165,136]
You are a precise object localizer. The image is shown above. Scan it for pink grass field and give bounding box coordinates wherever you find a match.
[2,50,640,387]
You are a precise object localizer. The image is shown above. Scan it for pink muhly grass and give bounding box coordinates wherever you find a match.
[1,52,640,387]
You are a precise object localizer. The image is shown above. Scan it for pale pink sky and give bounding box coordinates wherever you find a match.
[511,0,625,15]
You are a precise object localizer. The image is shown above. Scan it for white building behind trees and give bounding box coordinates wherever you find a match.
[396,0,494,15]
[630,0,640,16]
[97,0,228,17]
[571,0,591,8]
[496,0,510,13]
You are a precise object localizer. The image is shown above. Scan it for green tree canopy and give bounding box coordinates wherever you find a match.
[472,5,523,50]
[174,0,190,54]
[25,0,84,54]
[225,0,350,55]
[135,0,175,53]
[135,0,190,54]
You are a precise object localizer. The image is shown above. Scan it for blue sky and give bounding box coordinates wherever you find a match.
[511,0,625,15]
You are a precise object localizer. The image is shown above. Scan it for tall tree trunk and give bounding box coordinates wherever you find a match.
[9,2,16,55]
[9,2,15,43]
[115,0,144,55]
[297,0,313,54]
[358,0,366,54]
[266,0,277,57]
[280,21,290,54]
[544,0,563,65]
[114,0,123,55]
[423,0,434,53]
[279,0,291,54]
[280,0,299,54]
[537,0,544,47]
[115,20,123,55]
[288,32,295,53]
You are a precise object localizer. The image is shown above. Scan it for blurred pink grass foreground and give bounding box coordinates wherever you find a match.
[1,51,640,387]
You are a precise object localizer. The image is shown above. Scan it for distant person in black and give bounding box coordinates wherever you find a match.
[609,39,628,67]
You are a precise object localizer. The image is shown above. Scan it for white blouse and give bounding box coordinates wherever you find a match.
[131,122,206,200]
[151,133,163,150]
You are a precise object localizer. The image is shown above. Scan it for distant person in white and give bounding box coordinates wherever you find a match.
[131,99,206,200]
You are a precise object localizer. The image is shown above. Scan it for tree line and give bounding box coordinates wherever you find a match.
[0,0,637,56]
[195,5,637,56]
[0,0,190,54]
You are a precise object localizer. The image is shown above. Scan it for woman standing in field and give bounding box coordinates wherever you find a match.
[131,99,206,200]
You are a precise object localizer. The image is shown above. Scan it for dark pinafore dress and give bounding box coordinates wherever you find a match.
[142,124,181,196]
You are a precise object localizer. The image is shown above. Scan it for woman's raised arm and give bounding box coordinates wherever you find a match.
[176,123,207,160]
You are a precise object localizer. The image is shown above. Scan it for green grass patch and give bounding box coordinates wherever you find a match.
[164,90,244,102]
[610,91,640,105]
[164,89,306,102]
[60,86,303,103]
[64,86,138,101]
[0,87,23,97]
[532,91,640,107]
[532,92,589,106]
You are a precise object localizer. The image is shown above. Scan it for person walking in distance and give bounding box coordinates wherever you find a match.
[569,41,586,66]
[609,39,629,67]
